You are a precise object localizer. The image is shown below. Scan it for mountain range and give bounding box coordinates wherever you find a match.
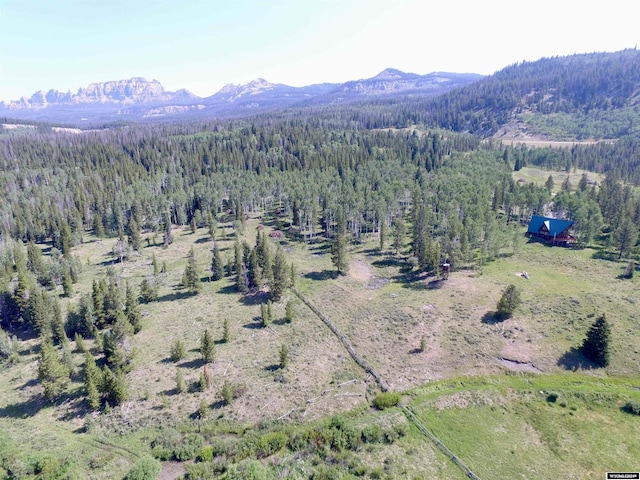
[0,69,483,125]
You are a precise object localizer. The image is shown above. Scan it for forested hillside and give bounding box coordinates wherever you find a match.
[381,49,640,139]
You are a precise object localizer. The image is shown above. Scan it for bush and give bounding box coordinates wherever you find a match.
[361,424,384,444]
[372,392,401,410]
[123,456,161,480]
[546,392,559,403]
[622,400,640,415]
[257,431,287,458]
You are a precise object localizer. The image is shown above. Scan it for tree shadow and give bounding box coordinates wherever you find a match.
[178,358,206,369]
[16,378,40,390]
[194,237,211,244]
[156,291,197,303]
[557,347,596,370]
[264,364,281,372]
[372,257,405,268]
[239,291,270,306]
[304,270,338,281]
[591,249,618,262]
[0,394,48,419]
[272,318,290,326]
[408,348,423,355]
[217,284,237,295]
[426,278,445,290]
[481,311,505,324]
[242,318,264,330]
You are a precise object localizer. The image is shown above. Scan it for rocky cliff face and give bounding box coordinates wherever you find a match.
[0,78,197,110]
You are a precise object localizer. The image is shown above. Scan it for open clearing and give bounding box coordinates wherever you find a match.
[1,214,639,478]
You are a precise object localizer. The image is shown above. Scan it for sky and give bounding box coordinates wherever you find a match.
[1,0,639,101]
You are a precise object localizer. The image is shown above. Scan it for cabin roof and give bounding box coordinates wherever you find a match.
[527,215,574,237]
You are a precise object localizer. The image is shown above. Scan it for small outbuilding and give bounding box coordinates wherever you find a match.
[526,215,576,246]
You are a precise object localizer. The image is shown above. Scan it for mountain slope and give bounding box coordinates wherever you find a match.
[421,48,640,139]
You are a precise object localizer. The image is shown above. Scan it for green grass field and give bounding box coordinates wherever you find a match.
[1,212,639,479]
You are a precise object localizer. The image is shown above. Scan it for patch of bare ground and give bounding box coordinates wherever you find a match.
[348,257,372,283]
[159,462,186,480]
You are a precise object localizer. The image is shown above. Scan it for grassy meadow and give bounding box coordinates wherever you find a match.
[1,206,639,479]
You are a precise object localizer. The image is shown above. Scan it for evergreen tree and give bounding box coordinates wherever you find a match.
[285,300,295,323]
[101,366,129,406]
[62,270,73,297]
[279,344,289,369]
[200,329,215,363]
[51,299,68,347]
[545,175,554,192]
[289,262,297,287]
[83,351,102,410]
[102,314,133,371]
[37,339,70,402]
[496,284,521,319]
[127,217,141,252]
[260,302,270,327]
[182,246,201,294]
[582,314,611,367]
[222,380,233,406]
[139,276,159,303]
[331,211,349,275]
[170,338,186,362]
[247,248,262,290]
[152,253,160,276]
[223,318,231,343]
[270,246,288,300]
[613,217,638,259]
[379,218,386,251]
[210,242,224,281]
[125,281,142,333]
[176,369,186,394]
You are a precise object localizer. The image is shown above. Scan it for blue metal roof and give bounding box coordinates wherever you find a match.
[527,215,573,236]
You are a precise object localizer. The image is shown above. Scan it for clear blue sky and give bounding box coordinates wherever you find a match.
[1,0,638,101]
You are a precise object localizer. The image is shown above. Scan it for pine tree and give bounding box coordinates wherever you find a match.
[200,329,215,363]
[270,246,287,300]
[170,338,186,362]
[62,270,73,297]
[247,248,262,290]
[102,314,133,371]
[139,276,158,303]
[289,262,297,287]
[279,344,289,369]
[101,366,129,407]
[125,281,142,333]
[260,302,270,327]
[152,253,160,277]
[331,212,349,275]
[392,216,406,257]
[222,380,233,406]
[83,351,102,410]
[496,284,521,319]
[37,339,70,402]
[176,369,186,394]
[285,301,295,324]
[211,242,224,281]
[127,217,141,252]
[379,218,386,251]
[582,314,611,367]
[182,246,201,294]
[223,318,231,343]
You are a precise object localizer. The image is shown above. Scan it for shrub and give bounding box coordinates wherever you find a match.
[622,400,640,416]
[257,431,287,458]
[170,339,186,362]
[123,456,161,480]
[198,446,215,463]
[372,392,401,410]
[546,392,559,403]
[361,424,384,444]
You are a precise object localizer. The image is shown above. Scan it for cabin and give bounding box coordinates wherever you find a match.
[526,215,576,246]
